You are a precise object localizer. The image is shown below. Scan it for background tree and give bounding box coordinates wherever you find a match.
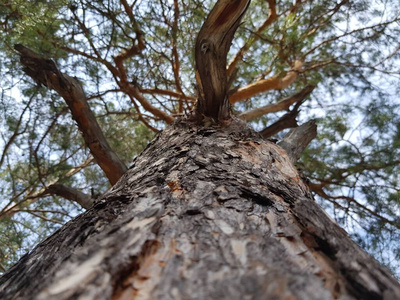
[0,0,399,279]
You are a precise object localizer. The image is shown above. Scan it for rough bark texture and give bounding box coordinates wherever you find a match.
[14,44,127,185]
[195,0,250,120]
[1,119,399,300]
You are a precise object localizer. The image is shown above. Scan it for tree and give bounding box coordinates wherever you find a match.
[0,0,400,297]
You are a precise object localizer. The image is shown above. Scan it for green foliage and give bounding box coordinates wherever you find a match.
[1,0,399,277]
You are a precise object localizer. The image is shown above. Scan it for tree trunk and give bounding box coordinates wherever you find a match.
[1,118,399,300]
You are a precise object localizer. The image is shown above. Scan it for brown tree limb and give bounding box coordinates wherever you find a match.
[0,262,6,273]
[23,211,64,224]
[227,0,278,78]
[259,110,300,139]
[112,53,175,124]
[59,9,173,125]
[86,89,122,101]
[70,10,103,61]
[44,184,93,209]
[99,110,158,122]
[123,85,175,124]
[171,0,185,113]
[301,0,349,41]
[59,45,119,74]
[113,11,145,76]
[120,0,137,24]
[229,60,304,103]
[373,44,400,67]
[195,0,251,120]
[14,44,127,185]
[301,19,399,60]
[105,13,175,124]
[0,92,34,169]
[239,85,315,121]
[139,88,196,102]
[0,157,94,220]
[278,120,317,163]
[126,94,160,133]
[55,23,174,124]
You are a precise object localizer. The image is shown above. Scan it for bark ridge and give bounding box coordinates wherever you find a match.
[1,119,399,300]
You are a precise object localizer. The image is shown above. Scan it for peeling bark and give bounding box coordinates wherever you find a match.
[14,45,127,185]
[1,119,399,300]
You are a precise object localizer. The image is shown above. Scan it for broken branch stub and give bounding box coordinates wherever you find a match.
[195,0,251,121]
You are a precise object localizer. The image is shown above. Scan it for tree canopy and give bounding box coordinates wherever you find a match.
[0,0,399,276]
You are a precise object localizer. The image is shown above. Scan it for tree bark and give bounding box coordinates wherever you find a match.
[195,0,250,120]
[279,120,318,163]
[1,119,399,300]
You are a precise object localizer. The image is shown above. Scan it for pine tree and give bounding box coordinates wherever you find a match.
[0,0,399,296]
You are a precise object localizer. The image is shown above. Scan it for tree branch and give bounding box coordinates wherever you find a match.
[45,184,93,209]
[301,19,399,60]
[227,0,278,78]
[14,44,127,185]
[123,84,175,124]
[139,88,196,102]
[0,92,34,169]
[229,60,304,103]
[0,157,94,220]
[259,109,299,138]
[171,0,185,113]
[126,94,160,133]
[278,120,317,163]
[239,85,315,121]
[195,0,251,120]
[309,182,400,229]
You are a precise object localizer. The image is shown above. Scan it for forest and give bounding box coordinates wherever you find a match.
[0,0,399,298]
